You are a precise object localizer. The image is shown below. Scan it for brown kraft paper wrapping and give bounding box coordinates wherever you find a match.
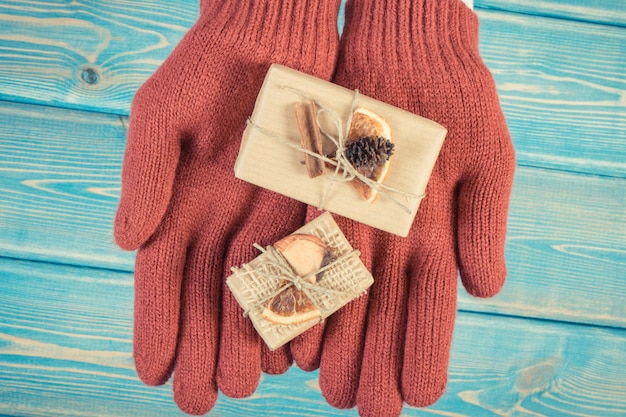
[226,212,373,351]
[234,64,447,237]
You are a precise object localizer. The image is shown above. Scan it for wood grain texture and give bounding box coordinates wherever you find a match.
[0,0,345,115]
[0,101,134,269]
[477,9,626,178]
[1,100,624,328]
[476,0,626,27]
[1,258,624,417]
[0,0,196,114]
[458,167,626,328]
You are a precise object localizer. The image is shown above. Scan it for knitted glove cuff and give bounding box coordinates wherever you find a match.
[199,0,341,55]
[343,0,480,67]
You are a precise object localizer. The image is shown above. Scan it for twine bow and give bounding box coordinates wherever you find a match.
[232,243,361,321]
[246,86,425,214]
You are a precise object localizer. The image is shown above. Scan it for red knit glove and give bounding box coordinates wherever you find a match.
[113,1,340,414]
[291,1,516,416]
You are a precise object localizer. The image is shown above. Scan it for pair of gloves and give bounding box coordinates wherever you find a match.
[114,0,516,416]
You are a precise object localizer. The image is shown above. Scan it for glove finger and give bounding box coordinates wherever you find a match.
[290,321,325,371]
[401,255,457,407]
[218,278,262,398]
[261,344,293,375]
[457,144,515,297]
[114,86,181,251]
[133,221,188,387]
[217,190,304,397]
[316,216,375,409]
[401,210,458,407]
[354,238,408,417]
[317,295,368,409]
[172,235,222,414]
[388,186,457,407]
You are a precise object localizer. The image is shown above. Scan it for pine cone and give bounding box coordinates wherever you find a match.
[344,136,394,169]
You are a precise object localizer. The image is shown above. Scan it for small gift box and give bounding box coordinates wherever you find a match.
[234,64,447,237]
[226,212,374,350]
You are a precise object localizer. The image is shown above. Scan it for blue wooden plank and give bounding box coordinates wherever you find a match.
[476,0,626,27]
[0,0,343,115]
[0,0,196,115]
[459,167,626,328]
[0,101,134,269]
[1,258,625,416]
[477,9,626,178]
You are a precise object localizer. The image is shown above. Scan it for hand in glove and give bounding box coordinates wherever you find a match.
[114,1,340,413]
[291,1,516,416]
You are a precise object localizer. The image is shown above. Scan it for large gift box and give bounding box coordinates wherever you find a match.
[235,64,447,237]
[226,212,373,350]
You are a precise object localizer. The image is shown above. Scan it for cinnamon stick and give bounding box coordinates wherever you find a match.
[294,99,324,178]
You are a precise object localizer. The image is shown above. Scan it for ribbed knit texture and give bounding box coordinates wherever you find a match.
[114,1,340,414]
[290,1,515,416]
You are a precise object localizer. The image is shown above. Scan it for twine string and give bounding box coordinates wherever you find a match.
[245,86,425,214]
[231,243,361,320]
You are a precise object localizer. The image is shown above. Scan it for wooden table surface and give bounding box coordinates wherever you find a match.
[1,0,625,416]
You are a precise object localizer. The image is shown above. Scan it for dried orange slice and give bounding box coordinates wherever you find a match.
[261,234,331,325]
[345,108,393,202]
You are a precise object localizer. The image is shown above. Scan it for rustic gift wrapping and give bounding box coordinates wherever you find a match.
[234,64,447,237]
[226,212,374,350]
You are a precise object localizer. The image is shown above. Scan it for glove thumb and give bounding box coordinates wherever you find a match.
[114,83,181,250]
[457,137,515,297]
